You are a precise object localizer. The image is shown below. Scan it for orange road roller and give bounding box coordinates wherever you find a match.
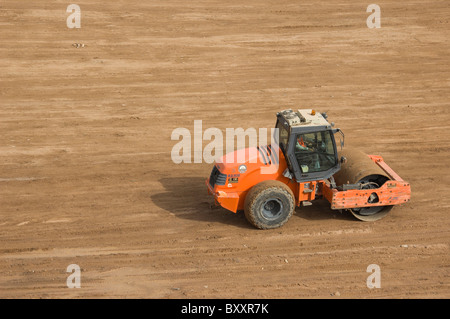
[206,109,411,229]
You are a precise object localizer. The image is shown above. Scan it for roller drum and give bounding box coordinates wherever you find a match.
[333,148,392,221]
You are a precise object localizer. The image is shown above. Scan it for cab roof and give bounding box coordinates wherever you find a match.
[277,109,332,130]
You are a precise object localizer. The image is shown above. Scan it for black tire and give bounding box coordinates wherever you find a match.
[244,180,295,229]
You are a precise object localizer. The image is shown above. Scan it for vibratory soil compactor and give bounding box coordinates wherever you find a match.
[206,109,411,229]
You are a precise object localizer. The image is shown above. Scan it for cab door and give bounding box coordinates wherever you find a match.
[287,130,340,182]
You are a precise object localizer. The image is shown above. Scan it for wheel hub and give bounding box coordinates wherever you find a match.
[261,198,283,220]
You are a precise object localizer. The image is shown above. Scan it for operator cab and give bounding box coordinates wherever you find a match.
[275,109,343,183]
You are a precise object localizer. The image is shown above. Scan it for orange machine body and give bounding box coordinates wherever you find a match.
[207,146,291,213]
[206,146,411,213]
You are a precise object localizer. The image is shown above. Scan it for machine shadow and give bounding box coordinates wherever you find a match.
[292,198,356,222]
[151,177,253,229]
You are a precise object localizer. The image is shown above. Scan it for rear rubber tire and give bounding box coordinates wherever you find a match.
[244,181,295,229]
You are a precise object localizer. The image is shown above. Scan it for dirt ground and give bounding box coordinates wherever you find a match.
[1,0,449,299]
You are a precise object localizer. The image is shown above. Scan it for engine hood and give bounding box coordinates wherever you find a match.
[215,145,283,175]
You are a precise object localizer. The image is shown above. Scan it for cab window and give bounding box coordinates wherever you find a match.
[275,121,289,153]
[294,131,336,173]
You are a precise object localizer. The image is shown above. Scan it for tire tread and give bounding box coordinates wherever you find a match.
[244,180,295,229]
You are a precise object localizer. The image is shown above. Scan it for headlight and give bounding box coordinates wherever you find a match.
[238,165,247,173]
